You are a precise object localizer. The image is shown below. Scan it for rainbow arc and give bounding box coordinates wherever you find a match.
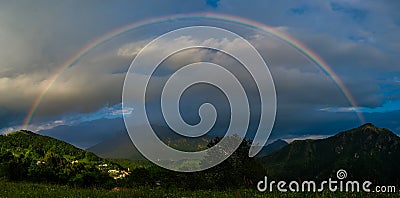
[22,13,365,129]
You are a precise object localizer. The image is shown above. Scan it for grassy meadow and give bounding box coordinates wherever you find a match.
[1,180,399,198]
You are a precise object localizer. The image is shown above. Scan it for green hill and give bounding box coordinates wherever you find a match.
[262,123,400,184]
[0,130,127,187]
[1,130,97,160]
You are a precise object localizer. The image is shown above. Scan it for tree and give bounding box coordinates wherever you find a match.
[199,136,265,189]
[0,152,29,181]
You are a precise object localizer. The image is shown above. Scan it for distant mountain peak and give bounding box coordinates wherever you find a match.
[361,122,375,126]
[262,124,400,183]
[359,122,379,130]
[333,123,396,140]
[271,139,288,144]
[255,139,289,157]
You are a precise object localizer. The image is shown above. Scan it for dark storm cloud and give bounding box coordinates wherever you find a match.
[38,118,125,149]
[271,67,383,108]
[0,0,209,122]
[0,0,399,139]
[252,32,387,109]
[0,108,24,130]
[293,32,398,74]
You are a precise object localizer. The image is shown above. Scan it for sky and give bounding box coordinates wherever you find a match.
[0,0,399,148]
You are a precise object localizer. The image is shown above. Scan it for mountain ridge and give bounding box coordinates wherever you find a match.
[262,123,400,183]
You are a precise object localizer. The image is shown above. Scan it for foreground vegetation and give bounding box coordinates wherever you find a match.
[0,131,267,190]
[1,127,399,197]
[0,130,126,188]
[1,180,398,198]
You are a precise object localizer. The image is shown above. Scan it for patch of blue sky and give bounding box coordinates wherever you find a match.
[330,2,367,22]
[62,103,131,126]
[290,5,311,15]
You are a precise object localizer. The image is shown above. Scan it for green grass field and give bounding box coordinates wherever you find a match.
[0,180,398,198]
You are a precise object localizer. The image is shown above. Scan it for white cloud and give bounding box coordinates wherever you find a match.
[117,39,151,58]
[2,103,128,133]
[319,107,359,113]
[283,134,330,143]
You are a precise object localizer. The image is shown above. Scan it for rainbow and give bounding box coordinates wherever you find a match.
[22,13,365,129]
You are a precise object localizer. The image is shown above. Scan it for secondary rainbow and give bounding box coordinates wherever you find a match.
[22,13,365,129]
